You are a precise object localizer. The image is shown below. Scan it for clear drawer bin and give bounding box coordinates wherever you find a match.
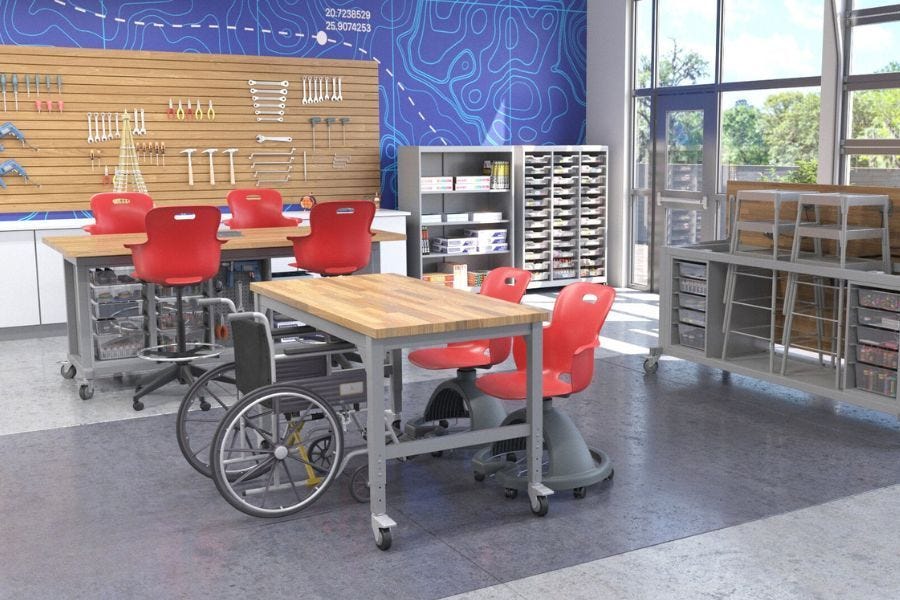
[677,262,707,280]
[856,344,899,370]
[91,299,144,320]
[158,328,206,347]
[678,323,705,350]
[89,266,137,285]
[679,278,708,296]
[90,283,143,302]
[679,294,706,312]
[856,325,900,350]
[94,332,145,361]
[679,308,706,327]
[857,307,900,331]
[854,363,898,398]
[92,315,145,336]
[858,288,900,313]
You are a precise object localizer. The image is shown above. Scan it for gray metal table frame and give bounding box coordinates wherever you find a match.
[255,291,551,547]
[60,244,381,398]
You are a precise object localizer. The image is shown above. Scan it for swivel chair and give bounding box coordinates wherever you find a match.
[223,188,301,229]
[83,192,153,234]
[126,206,226,411]
[287,200,376,275]
[472,283,615,499]
[405,267,532,441]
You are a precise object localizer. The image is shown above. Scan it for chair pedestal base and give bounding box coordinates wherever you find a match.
[133,363,206,411]
[472,402,613,493]
[404,369,507,440]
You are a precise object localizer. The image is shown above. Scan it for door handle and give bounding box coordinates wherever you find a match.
[656,193,708,210]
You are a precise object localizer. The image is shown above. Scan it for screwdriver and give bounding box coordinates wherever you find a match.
[56,74,62,96]
[1,74,6,111]
[45,74,51,94]
[12,74,18,111]
[25,74,31,98]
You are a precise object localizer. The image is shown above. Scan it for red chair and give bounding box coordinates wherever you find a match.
[223,188,301,229]
[125,206,226,411]
[472,283,616,501]
[287,201,375,275]
[83,192,153,234]
[405,268,532,440]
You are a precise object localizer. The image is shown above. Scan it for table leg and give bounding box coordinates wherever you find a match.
[525,321,552,515]
[365,337,396,549]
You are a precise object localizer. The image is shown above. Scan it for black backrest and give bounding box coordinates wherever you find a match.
[231,318,274,394]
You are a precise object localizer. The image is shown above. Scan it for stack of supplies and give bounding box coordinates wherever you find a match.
[465,228,508,253]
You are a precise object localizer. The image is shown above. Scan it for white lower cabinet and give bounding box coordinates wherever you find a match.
[0,230,40,327]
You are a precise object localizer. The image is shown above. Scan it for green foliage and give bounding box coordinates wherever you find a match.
[781,159,818,183]
[721,100,769,165]
[761,91,821,165]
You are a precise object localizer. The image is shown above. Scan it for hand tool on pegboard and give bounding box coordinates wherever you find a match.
[45,74,51,95]
[100,112,108,142]
[108,113,116,139]
[223,148,238,185]
[203,148,217,185]
[0,159,40,188]
[337,77,343,101]
[181,148,196,186]
[339,117,351,145]
[186,98,193,120]
[86,113,94,143]
[161,142,166,166]
[89,149,97,172]
[324,117,335,147]
[309,117,321,151]
[176,99,185,120]
[207,99,215,120]
[331,77,339,101]
[257,116,284,122]
[255,135,293,143]
[12,74,18,111]
[56,75,62,96]
[251,157,294,168]
[24,74,30,98]
[248,149,295,159]
[103,164,111,186]
[194,97,203,120]
[302,78,308,105]
[1,74,6,111]
[303,151,307,181]
[0,121,39,151]
[167,98,174,119]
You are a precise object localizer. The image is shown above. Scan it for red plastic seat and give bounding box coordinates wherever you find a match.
[83,192,153,235]
[223,188,301,229]
[124,206,226,411]
[287,201,376,275]
[409,267,532,370]
[475,283,616,400]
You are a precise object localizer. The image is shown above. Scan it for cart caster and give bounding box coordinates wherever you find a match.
[349,464,370,503]
[474,471,485,482]
[199,399,211,411]
[61,363,77,379]
[504,487,518,499]
[78,383,94,400]
[573,487,587,499]
[375,527,392,551]
[133,400,144,412]
[530,495,549,517]
[643,358,658,374]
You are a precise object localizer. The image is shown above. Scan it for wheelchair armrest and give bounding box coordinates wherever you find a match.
[271,324,317,339]
[277,340,357,357]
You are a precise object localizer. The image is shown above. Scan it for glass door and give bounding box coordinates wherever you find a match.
[649,91,720,289]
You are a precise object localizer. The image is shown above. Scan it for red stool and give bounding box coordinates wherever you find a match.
[287,201,375,275]
[125,206,226,411]
[223,188,301,229]
[405,268,532,440]
[83,192,153,234]
[472,283,616,500]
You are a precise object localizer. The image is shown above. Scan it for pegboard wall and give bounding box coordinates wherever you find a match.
[0,45,379,213]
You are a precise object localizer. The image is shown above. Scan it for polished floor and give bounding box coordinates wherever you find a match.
[1,290,899,599]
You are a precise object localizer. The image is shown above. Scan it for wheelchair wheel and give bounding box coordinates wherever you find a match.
[176,363,240,478]
[210,383,344,518]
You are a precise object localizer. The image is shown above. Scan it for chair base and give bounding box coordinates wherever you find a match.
[472,402,613,494]
[133,363,207,411]
[404,369,507,441]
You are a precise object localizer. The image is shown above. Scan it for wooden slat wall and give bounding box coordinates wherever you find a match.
[0,45,379,213]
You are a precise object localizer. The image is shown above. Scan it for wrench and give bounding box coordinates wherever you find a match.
[302,78,308,105]
[250,88,288,95]
[319,77,326,102]
[256,175,291,185]
[133,108,140,135]
[337,77,343,101]
[256,135,293,143]
[254,110,285,115]
[253,103,285,109]
[107,113,115,139]
[256,117,284,122]
[324,77,329,101]
[253,166,293,175]
[331,77,338,101]
[93,113,101,142]
[248,149,295,159]
[115,112,120,138]
[252,95,287,103]
[86,113,94,143]
[100,112,108,142]
[247,80,289,87]
[139,108,147,135]
[251,159,295,168]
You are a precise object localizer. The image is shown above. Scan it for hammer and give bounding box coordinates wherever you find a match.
[203,148,218,185]
[181,148,197,186]
[223,148,238,185]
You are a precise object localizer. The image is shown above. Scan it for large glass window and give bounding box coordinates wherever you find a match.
[846,154,900,186]
[849,22,900,75]
[665,110,704,191]
[721,0,823,81]
[656,0,716,87]
[633,96,651,188]
[848,87,900,139]
[635,0,653,88]
[720,88,821,188]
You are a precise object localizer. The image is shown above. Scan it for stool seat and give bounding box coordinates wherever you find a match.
[408,342,491,370]
[161,275,206,286]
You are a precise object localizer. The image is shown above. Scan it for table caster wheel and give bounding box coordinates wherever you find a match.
[643,358,658,374]
[78,383,94,400]
[473,471,485,482]
[504,488,518,499]
[133,400,144,411]
[531,495,549,517]
[573,487,587,499]
[61,363,76,379]
[375,527,392,551]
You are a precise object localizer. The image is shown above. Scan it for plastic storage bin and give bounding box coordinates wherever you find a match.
[157,328,206,347]
[678,323,705,350]
[856,344,899,369]
[857,307,900,331]
[679,278,708,296]
[856,325,900,350]
[90,283,143,302]
[858,288,900,312]
[678,262,707,280]
[89,266,137,285]
[854,363,898,397]
[679,294,706,312]
[93,332,145,361]
[91,299,143,320]
[92,315,145,335]
[679,308,706,327]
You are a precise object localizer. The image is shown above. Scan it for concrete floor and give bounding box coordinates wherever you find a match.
[1,289,899,599]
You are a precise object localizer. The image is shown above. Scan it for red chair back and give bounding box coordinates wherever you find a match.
[289,201,376,275]
[225,188,300,229]
[514,283,616,393]
[478,267,532,363]
[126,206,225,286]
[83,192,153,235]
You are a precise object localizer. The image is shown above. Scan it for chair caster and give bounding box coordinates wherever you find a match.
[375,527,392,551]
[61,363,76,379]
[604,469,615,482]
[474,471,485,482]
[199,399,211,411]
[78,383,94,400]
[504,488,518,499]
[133,400,144,411]
[573,486,587,499]
[530,495,549,517]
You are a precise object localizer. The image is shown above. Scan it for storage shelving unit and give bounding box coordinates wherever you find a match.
[399,146,515,281]
[515,145,608,288]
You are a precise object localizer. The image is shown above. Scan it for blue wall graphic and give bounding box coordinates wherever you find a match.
[0,0,586,216]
